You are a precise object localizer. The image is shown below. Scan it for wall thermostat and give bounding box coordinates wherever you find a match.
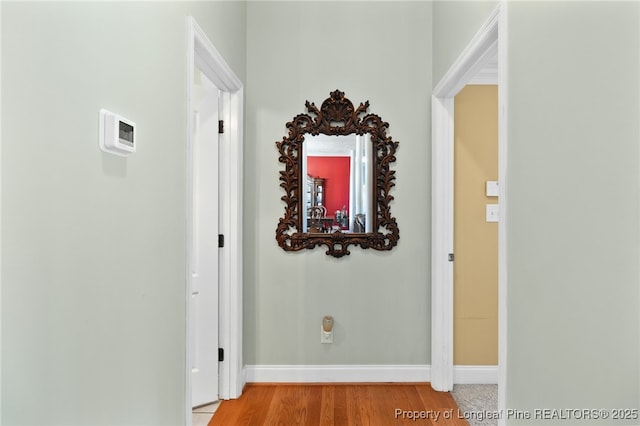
[100,109,136,156]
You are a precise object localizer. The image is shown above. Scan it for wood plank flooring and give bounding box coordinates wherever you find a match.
[209,383,469,426]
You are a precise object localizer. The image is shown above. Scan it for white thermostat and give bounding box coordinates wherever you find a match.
[100,109,136,156]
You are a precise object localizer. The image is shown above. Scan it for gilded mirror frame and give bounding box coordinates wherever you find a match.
[276,90,399,257]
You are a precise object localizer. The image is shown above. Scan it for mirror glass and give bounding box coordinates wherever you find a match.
[302,134,372,234]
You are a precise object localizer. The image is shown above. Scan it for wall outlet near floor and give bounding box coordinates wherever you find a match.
[321,326,333,344]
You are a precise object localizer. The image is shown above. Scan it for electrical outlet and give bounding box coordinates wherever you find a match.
[321,327,333,344]
[486,204,499,223]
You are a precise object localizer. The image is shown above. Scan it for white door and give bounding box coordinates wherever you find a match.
[190,69,220,407]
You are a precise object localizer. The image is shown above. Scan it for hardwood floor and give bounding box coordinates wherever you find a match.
[209,383,469,426]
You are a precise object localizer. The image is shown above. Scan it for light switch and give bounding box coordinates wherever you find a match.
[486,204,499,223]
[486,181,499,197]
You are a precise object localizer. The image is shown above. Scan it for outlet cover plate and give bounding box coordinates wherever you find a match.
[321,327,333,344]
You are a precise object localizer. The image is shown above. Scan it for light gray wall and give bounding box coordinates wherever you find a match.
[432,0,497,85]
[245,1,432,366]
[435,1,639,423]
[1,2,245,424]
[506,2,639,422]
[5,1,638,423]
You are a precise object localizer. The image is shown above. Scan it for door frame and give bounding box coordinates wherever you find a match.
[430,1,507,417]
[185,15,244,421]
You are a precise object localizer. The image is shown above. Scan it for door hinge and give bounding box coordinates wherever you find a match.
[218,120,224,134]
[218,348,224,362]
[218,234,224,248]
[448,253,454,262]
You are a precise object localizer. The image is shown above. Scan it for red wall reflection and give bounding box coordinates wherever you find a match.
[307,156,350,218]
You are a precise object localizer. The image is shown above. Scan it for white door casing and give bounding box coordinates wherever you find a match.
[430,2,507,422]
[186,16,244,424]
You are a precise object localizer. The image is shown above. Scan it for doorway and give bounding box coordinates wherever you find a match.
[430,2,507,419]
[453,84,499,373]
[185,16,244,425]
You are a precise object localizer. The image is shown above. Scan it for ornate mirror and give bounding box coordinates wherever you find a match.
[276,90,399,257]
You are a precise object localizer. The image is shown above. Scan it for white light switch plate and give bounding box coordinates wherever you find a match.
[486,204,499,222]
[486,181,499,197]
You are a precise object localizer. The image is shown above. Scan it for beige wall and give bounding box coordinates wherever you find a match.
[453,85,498,365]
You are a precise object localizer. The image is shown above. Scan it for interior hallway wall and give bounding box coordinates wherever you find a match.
[434,1,639,422]
[1,2,246,424]
[506,2,639,420]
[245,1,433,367]
[432,1,497,85]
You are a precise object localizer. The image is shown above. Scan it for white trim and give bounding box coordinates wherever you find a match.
[467,67,498,85]
[245,365,431,383]
[244,365,497,385]
[432,5,500,98]
[186,23,194,421]
[467,54,498,85]
[0,2,3,418]
[430,95,454,392]
[186,16,244,425]
[223,85,244,400]
[431,4,507,425]
[496,5,509,421]
[453,366,499,385]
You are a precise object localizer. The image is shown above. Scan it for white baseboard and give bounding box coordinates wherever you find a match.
[244,364,498,385]
[453,365,498,384]
[245,365,431,383]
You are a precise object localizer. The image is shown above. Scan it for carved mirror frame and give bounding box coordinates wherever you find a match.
[276,90,399,257]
